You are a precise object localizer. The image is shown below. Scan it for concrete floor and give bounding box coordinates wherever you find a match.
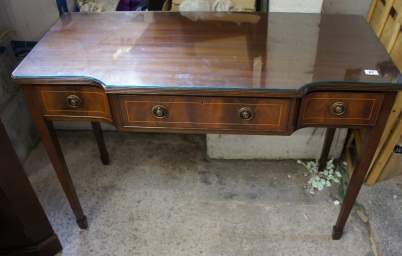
[22,131,402,255]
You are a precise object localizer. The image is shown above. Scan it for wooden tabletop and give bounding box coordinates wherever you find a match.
[12,12,401,91]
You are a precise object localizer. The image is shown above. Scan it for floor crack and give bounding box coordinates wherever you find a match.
[355,205,379,256]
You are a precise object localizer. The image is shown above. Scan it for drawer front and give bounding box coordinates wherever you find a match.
[298,92,384,126]
[118,95,291,132]
[34,86,112,122]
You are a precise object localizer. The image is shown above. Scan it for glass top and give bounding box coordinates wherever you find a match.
[12,12,401,91]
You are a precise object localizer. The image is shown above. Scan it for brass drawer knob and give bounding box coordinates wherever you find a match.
[67,95,82,108]
[152,105,168,119]
[238,107,254,120]
[330,102,347,115]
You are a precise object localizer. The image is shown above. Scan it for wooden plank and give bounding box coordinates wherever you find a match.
[367,0,380,22]
[345,149,355,177]
[377,136,402,181]
[394,0,402,12]
[376,0,396,37]
[386,18,401,52]
[353,129,363,152]
[390,17,402,70]
[366,109,402,184]
[380,10,397,51]
[385,2,402,52]
[359,129,366,141]
[368,92,402,173]
[369,17,402,176]
[370,0,387,33]
[345,129,368,178]
[345,131,356,177]
[365,13,402,185]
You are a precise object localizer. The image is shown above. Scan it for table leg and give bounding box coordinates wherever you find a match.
[318,128,336,172]
[332,92,396,239]
[22,85,88,229]
[91,122,109,165]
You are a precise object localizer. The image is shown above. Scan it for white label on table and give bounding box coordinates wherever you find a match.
[364,70,379,76]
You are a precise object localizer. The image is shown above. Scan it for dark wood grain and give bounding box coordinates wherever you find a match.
[318,128,336,172]
[0,118,62,255]
[34,85,113,123]
[12,12,400,91]
[91,122,109,165]
[298,92,384,128]
[22,85,88,229]
[118,95,291,132]
[332,91,397,239]
[108,88,302,98]
[0,188,31,249]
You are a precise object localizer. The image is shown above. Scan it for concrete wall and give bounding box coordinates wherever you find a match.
[0,0,76,162]
[0,28,38,162]
[269,0,323,13]
[207,128,347,159]
[322,0,372,17]
[1,0,76,41]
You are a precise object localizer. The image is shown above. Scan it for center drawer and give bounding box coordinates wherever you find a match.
[118,95,291,132]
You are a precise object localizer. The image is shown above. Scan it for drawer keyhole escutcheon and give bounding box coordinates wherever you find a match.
[238,107,254,120]
[330,102,347,115]
[66,95,82,108]
[152,105,168,119]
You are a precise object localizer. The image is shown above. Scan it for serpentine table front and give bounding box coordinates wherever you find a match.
[12,11,402,240]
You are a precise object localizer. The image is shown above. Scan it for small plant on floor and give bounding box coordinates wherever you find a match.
[297,159,342,194]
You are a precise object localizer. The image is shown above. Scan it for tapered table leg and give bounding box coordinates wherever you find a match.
[332,92,396,239]
[22,85,88,229]
[318,128,336,172]
[91,122,109,165]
